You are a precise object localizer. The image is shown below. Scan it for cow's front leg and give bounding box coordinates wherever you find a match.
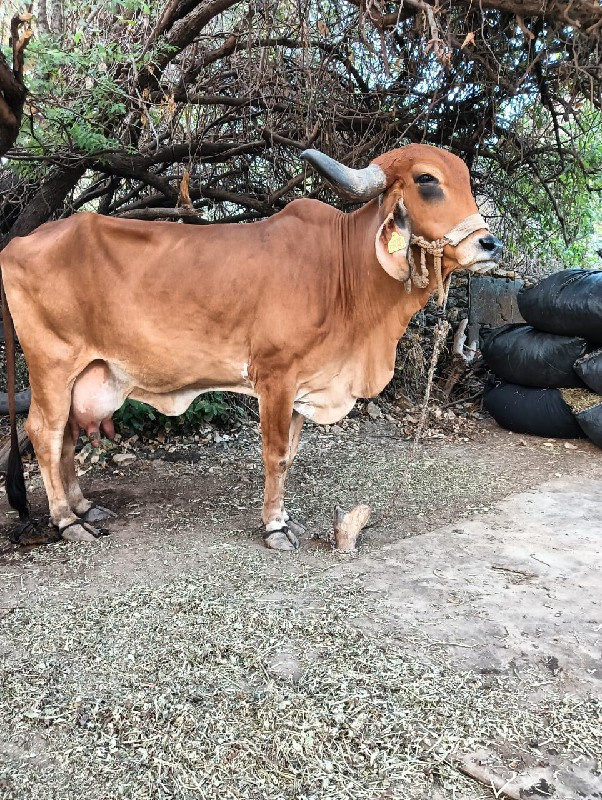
[259,386,300,551]
[282,410,305,538]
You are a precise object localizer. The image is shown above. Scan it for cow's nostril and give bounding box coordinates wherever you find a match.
[479,234,502,253]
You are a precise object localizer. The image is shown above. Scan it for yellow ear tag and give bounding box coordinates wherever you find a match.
[387,230,406,254]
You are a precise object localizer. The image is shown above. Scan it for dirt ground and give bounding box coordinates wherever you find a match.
[0,417,601,800]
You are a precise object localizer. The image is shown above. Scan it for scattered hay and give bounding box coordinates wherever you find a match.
[1,559,600,800]
[399,403,484,442]
[561,388,602,413]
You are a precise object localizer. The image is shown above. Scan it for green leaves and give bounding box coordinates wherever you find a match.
[482,103,602,270]
[18,29,139,157]
[114,395,235,436]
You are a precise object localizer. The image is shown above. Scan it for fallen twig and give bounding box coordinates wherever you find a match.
[450,755,523,800]
[491,564,537,579]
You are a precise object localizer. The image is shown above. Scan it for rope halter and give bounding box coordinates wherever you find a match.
[406,213,489,307]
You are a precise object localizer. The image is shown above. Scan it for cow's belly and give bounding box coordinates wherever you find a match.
[71,359,256,424]
[71,357,391,429]
[130,382,257,415]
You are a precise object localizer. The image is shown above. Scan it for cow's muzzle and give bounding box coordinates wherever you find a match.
[408,213,502,303]
[442,214,503,271]
[478,233,503,261]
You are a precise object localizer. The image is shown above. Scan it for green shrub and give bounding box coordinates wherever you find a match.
[113,393,236,436]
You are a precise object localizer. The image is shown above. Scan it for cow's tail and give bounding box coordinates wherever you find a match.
[1,270,29,520]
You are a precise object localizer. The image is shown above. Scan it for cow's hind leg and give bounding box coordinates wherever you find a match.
[61,359,126,524]
[259,386,302,551]
[60,422,115,524]
[26,393,99,543]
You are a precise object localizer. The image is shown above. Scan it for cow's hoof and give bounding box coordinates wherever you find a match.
[264,526,300,551]
[80,504,116,523]
[286,518,306,538]
[60,521,100,542]
[10,519,60,546]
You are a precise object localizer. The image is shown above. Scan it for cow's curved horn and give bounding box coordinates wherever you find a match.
[300,149,388,202]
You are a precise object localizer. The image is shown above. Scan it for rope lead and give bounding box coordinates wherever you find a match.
[376,211,488,526]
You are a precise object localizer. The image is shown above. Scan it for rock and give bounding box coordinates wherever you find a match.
[112,453,137,465]
[366,401,382,420]
[266,648,303,682]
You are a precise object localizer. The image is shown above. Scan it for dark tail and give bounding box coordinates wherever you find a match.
[1,272,29,520]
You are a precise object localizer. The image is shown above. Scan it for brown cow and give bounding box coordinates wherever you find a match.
[1,144,502,549]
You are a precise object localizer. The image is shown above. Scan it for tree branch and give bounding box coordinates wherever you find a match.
[0,13,32,157]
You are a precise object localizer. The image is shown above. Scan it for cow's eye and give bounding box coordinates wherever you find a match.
[415,173,438,184]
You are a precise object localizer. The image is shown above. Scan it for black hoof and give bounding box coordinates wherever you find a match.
[264,526,300,551]
[286,518,306,538]
[60,519,101,542]
[80,504,116,523]
[10,518,60,546]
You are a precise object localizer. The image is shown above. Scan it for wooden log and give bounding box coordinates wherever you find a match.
[452,755,523,800]
[443,319,479,398]
[332,504,371,552]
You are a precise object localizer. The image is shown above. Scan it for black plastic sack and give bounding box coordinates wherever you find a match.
[481,324,587,388]
[573,349,602,395]
[518,269,602,343]
[575,403,602,448]
[483,382,583,438]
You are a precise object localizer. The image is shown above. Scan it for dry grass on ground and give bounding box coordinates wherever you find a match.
[1,418,601,799]
[2,558,600,800]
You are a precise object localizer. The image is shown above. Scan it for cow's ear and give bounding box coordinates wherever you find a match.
[374,199,412,282]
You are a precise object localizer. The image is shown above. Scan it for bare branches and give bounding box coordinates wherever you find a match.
[137,0,244,93]
[142,0,183,56]
[0,12,32,157]
[478,0,602,32]
[350,0,602,35]
[0,0,599,270]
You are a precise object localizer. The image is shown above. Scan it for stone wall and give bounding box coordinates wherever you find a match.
[392,271,526,402]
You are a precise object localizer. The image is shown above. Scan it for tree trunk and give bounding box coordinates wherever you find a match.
[0,13,32,158]
[5,164,86,244]
[50,0,63,35]
[37,0,51,35]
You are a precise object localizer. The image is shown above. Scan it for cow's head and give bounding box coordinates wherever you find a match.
[301,144,502,283]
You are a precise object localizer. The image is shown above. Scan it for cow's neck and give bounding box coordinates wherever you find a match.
[343,202,437,338]
[341,202,441,398]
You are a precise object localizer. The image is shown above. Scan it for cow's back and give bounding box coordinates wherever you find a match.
[1,205,348,388]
